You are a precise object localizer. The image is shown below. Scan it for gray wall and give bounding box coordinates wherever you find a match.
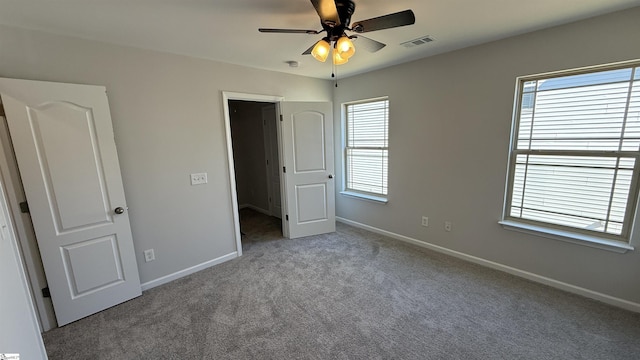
[229,100,270,211]
[333,7,640,304]
[0,25,332,284]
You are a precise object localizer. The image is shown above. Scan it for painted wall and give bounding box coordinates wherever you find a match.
[0,25,332,285]
[229,100,270,212]
[334,7,640,304]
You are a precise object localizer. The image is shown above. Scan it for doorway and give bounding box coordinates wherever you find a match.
[223,92,336,250]
[228,100,283,244]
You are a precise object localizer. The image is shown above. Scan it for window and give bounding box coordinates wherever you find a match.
[343,98,389,201]
[503,62,640,245]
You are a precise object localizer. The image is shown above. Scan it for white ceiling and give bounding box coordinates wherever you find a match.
[1,0,639,80]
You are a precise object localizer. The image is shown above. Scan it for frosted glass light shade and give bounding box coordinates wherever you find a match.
[311,39,331,62]
[333,49,348,65]
[336,36,355,60]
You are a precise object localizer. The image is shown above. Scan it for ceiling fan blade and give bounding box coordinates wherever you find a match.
[259,28,320,34]
[350,35,386,53]
[302,43,316,55]
[351,9,415,33]
[310,0,341,26]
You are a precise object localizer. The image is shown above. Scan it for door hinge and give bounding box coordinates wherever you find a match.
[42,287,51,298]
[286,215,289,221]
[19,201,29,214]
[279,114,283,122]
[283,166,286,173]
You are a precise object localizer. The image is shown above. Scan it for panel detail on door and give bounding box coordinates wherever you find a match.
[27,101,111,233]
[296,184,328,223]
[62,235,124,298]
[293,111,326,173]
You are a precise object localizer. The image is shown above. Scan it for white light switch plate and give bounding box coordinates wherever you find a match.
[190,173,208,185]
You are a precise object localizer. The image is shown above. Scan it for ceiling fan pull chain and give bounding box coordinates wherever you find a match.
[331,61,339,87]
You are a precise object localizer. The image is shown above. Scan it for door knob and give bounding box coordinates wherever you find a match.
[114,207,125,214]
[328,174,334,179]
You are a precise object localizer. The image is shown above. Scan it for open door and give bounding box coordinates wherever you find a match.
[280,102,335,238]
[0,78,141,326]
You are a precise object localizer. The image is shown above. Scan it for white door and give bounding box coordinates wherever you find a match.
[280,102,335,238]
[262,104,282,219]
[0,78,141,326]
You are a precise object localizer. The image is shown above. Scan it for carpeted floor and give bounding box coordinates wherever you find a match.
[43,209,640,359]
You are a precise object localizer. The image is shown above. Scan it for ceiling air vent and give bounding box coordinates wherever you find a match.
[401,35,435,48]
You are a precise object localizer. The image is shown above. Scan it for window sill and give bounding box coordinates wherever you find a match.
[340,191,388,204]
[499,220,634,254]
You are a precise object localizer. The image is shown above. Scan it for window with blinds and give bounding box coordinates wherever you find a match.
[504,62,640,242]
[344,98,389,198]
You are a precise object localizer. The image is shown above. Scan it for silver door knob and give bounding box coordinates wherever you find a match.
[114,207,125,214]
[328,174,334,179]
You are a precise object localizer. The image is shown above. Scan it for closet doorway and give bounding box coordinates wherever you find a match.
[228,100,283,244]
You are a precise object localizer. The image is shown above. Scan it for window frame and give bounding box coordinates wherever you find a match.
[341,97,390,203]
[501,60,640,252]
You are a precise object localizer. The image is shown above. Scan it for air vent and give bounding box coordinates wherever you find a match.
[401,35,435,48]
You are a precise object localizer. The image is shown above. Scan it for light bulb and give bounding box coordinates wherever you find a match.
[311,39,331,63]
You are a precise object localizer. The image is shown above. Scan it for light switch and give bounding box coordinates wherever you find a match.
[190,173,208,185]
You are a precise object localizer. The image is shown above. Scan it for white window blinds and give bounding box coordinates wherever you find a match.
[506,64,640,241]
[345,99,389,197]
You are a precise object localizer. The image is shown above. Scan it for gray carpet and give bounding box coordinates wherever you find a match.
[43,209,640,359]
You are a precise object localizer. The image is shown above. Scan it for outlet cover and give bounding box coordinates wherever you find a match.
[421,216,429,227]
[444,221,452,232]
[190,173,208,185]
[144,249,155,262]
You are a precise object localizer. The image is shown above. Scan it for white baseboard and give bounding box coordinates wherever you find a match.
[140,252,237,291]
[239,204,271,216]
[336,217,640,313]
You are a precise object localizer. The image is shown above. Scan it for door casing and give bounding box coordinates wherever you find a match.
[222,92,287,252]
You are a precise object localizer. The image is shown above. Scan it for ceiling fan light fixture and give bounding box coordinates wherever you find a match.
[336,36,355,60]
[311,38,331,62]
[333,49,349,65]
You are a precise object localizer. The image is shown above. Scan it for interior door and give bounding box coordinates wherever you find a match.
[262,104,282,218]
[280,101,335,238]
[0,78,141,326]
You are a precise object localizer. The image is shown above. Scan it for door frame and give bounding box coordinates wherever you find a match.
[0,170,48,359]
[222,92,286,254]
[0,112,57,331]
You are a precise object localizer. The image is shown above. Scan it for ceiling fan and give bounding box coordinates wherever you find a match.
[259,0,415,65]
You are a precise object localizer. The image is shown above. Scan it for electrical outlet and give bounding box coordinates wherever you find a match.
[144,249,155,262]
[190,173,208,185]
[444,221,452,232]
[421,216,429,227]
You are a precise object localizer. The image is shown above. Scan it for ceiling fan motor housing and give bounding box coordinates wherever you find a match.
[324,0,356,40]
